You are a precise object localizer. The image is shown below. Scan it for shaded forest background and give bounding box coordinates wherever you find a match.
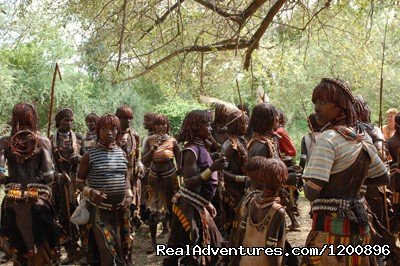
[1,0,400,151]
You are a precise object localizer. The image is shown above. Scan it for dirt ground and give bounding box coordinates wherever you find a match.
[0,194,312,265]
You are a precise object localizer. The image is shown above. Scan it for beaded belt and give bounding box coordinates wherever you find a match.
[312,212,370,236]
[4,183,51,201]
[311,197,365,220]
[149,167,176,179]
[88,199,118,211]
[178,186,210,208]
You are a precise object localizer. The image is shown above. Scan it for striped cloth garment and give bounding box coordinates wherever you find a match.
[88,146,128,197]
[303,129,387,182]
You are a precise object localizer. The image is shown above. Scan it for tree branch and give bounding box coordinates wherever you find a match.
[240,0,269,24]
[118,39,252,83]
[243,0,287,70]
[137,0,185,42]
[193,0,241,22]
[116,0,128,72]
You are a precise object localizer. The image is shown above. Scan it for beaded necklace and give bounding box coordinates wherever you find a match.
[98,140,116,151]
[9,129,38,162]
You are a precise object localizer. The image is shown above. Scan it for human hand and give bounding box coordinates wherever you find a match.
[206,203,217,218]
[119,195,133,209]
[90,188,107,205]
[209,156,227,172]
[136,164,145,177]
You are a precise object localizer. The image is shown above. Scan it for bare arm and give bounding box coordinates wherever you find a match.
[304,178,326,202]
[266,209,286,265]
[76,152,90,191]
[124,150,132,190]
[40,136,55,186]
[120,152,133,208]
[299,136,307,170]
[0,140,7,184]
[182,150,204,190]
[76,133,86,156]
[173,140,182,173]
[364,172,390,187]
[221,144,246,182]
[140,137,154,167]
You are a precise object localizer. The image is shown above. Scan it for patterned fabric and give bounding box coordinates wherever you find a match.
[86,205,132,265]
[95,221,118,259]
[311,212,369,236]
[303,128,386,182]
[302,230,372,266]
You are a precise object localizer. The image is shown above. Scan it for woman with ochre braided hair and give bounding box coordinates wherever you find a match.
[219,104,249,237]
[141,114,181,253]
[0,103,64,265]
[302,78,389,265]
[77,114,133,265]
[163,110,226,266]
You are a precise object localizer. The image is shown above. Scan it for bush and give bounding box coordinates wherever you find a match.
[155,99,206,136]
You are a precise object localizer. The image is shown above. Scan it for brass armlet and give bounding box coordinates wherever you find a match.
[200,168,212,181]
[235,175,247,183]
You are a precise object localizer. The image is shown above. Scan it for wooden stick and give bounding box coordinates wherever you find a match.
[379,17,390,229]
[236,78,246,126]
[47,63,62,138]
[64,184,73,237]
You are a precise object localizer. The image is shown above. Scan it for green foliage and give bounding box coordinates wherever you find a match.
[155,98,206,137]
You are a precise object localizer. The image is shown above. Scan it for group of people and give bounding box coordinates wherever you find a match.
[0,77,399,266]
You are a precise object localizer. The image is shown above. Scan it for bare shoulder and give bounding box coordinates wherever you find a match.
[38,135,52,149]
[183,148,197,162]
[75,133,84,141]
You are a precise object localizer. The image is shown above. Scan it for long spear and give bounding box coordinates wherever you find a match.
[47,63,62,138]
[379,17,390,229]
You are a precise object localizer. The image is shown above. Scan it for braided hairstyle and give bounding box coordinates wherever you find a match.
[245,157,288,191]
[177,110,212,143]
[312,78,360,127]
[95,114,121,139]
[143,112,157,132]
[85,112,99,124]
[154,114,170,134]
[144,112,157,121]
[354,95,371,123]
[226,111,249,135]
[115,105,133,119]
[55,108,73,128]
[11,103,38,135]
[248,102,278,134]
[212,103,228,130]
